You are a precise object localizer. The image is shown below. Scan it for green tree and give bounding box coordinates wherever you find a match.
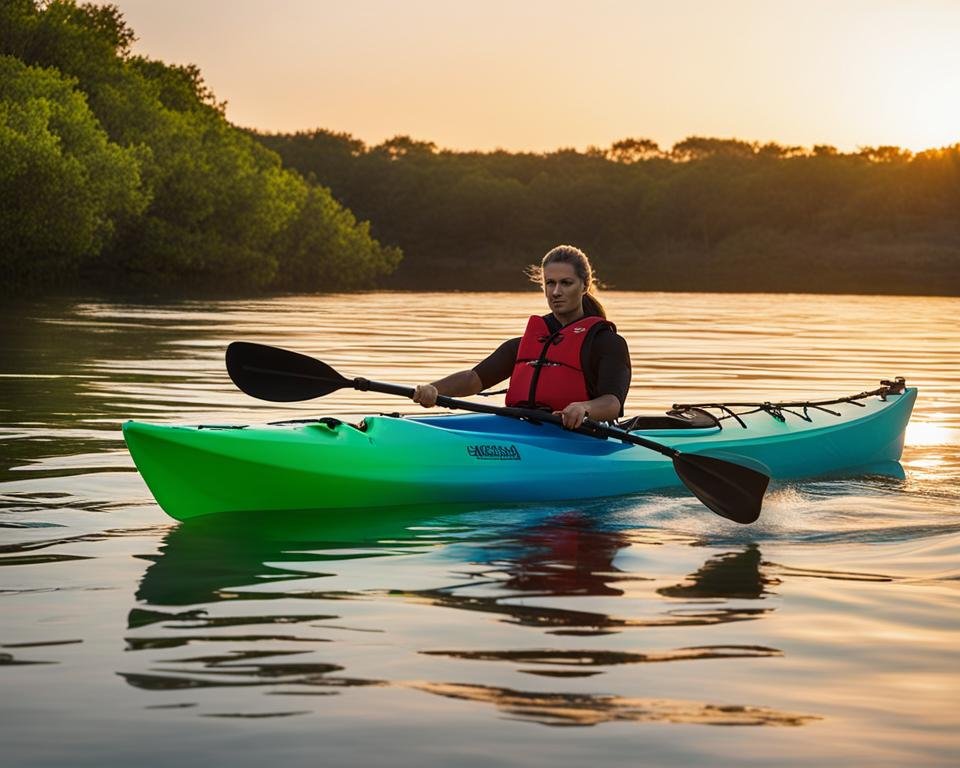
[271,184,402,290]
[0,54,144,286]
[1,0,401,293]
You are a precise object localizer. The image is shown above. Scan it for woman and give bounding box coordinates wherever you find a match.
[412,245,631,429]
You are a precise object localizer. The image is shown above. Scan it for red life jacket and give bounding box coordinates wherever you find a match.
[504,315,615,411]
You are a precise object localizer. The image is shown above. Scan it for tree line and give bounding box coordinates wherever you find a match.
[0,0,400,294]
[255,132,960,295]
[2,1,957,297]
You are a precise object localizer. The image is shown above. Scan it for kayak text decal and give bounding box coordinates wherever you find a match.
[467,444,521,461]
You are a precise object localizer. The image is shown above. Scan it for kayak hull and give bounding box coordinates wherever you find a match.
[123,387,916,521]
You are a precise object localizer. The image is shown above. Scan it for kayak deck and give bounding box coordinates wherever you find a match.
[123,384,917,522]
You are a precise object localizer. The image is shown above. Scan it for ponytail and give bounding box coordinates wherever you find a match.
[582,292,606,319]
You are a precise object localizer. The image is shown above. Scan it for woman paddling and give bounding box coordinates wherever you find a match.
[412,245,631,429]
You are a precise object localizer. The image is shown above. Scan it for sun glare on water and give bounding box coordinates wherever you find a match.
[905,421,955,447]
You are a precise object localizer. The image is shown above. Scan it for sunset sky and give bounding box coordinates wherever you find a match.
[111,0,960,153]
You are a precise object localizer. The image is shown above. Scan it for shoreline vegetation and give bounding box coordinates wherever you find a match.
[257,131,960,297]
[2,1,958,298]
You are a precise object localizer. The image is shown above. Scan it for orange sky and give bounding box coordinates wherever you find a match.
[112,0,960,153]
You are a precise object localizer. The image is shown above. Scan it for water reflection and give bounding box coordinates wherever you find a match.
[399,513,775,635]
[0,652,56,666]
[411,682,817,727]
[477,512,638,597]
[131,507,449,607]
[421,645,782,677]
[118,509,809,725]
[133,511,779,635]
[658,545,779,599]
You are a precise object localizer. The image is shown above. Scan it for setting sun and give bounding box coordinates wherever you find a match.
[866,15,960,151]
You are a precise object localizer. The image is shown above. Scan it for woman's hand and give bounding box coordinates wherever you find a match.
[412,383,439,408]
[555,394,621,428]
[554,401,590,429]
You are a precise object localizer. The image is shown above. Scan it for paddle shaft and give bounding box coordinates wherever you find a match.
[238,363,679,457]
[354,377,680,459]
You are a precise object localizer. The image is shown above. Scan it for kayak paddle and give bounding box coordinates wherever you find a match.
[225,341,768,524]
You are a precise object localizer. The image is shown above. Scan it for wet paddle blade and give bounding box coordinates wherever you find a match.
[226,341,350,402]
[672,452,769,524]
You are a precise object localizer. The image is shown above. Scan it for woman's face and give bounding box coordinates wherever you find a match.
[542,261,586,316]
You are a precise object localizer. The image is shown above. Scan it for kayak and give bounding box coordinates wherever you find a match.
[123,380,916,522]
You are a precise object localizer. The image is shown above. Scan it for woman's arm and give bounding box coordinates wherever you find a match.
[412,338,519,408]
[412,370,483,407]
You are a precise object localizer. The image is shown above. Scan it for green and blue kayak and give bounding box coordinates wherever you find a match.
[123,382,916,522]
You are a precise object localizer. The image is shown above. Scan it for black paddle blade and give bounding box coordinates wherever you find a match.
[225,341,350,402]
[672,453,769,524]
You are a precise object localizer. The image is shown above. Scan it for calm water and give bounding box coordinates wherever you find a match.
[2,292,959,767]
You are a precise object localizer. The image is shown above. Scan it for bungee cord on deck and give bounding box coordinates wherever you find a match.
[666,378,907,428]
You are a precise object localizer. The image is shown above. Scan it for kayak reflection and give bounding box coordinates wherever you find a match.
[131,505,446,611]
[128,507,779,643]
[120,506,805,725]
[398,513,776,634]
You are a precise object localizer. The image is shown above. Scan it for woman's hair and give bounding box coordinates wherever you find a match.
[527,244,607,318]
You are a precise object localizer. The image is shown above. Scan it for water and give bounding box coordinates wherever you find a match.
[2,292,959,767]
